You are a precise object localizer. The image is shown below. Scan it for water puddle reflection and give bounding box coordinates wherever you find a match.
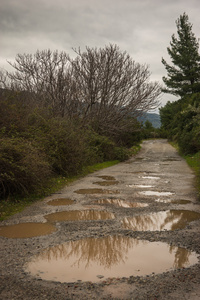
[122,210,200,231]
[128,185,154,188]
[93,181,119,186]
[96,199,148,208]
[44,210,115,223]
[142,176,160,180]
[74,188,119,194]
[155,199,191,204]
[140,191,174,196]
[0,222,56,238]
[97,176,116,181]
[47,199,74,206]
[163,157,181,162]
[26,235,198,282]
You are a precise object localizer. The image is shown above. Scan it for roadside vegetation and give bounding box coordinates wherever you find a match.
[160,13,200,199]
[0,160,120,221]
[184,152,200,199]
[0,45,160,219]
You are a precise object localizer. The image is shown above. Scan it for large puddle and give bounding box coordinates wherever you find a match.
[44,210,115,222]
[0,222,56,238]
[26,235,198,282]
[47,198,74,206]
[96,199,148,208]
[122,210,200,231]
[74,188,119,194]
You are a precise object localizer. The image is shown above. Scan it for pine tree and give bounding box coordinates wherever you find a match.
[162,13,200,97]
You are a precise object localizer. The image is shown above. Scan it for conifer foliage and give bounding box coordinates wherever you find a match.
[162,13,200,97]
[160,13,200,155]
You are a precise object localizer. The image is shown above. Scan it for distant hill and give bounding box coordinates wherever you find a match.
[138,112,161,128]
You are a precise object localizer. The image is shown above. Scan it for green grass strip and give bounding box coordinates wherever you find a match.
[0,144,142,221]
[0,160,120,221]
[170,142,200,200]
[183,152,200,200]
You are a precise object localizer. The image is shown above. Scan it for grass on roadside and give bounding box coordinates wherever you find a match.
[130,144,141,155]
[0,160,120,221]
[183,151,200,200]
[0,144,142,221]
[183,152,200,173]
[170,142,200,200]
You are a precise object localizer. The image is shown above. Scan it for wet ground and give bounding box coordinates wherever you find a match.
[0,139,200,299]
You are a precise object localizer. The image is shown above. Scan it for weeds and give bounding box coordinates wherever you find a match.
[183,152,200,200]
[170,142,200,200]
[0,160,120,221]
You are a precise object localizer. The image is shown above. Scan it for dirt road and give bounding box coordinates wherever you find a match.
[0,139,200,299]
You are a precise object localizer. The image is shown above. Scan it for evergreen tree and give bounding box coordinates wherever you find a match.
[162,13,200,97]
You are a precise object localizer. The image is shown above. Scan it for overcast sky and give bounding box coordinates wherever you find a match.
[0,0,200,109]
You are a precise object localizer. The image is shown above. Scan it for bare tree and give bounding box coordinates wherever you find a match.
[4,45,161,135]
[70,44,161,134]
[6,50,79,118]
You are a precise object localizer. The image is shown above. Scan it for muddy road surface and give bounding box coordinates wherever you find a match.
[0,139,200,299]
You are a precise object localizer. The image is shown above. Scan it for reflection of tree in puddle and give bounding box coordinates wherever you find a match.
[161,210,200,230]
[39,236,140,269]
[44,210,115,222]
[96,198,148,208]
[74,188,120,194]
[122,210,200,231]
[169,245,192,269]
[27,236,198,282]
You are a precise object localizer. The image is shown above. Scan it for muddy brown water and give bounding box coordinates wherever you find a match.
[74,188,120,194]
[26,235,198,283]
[97,175,116,180]
[93,180,119,186]
[0,222,56,238]
[1,140,200,299]
[47,198,74,206]
[44,210,115,222]
[122,210,200,231]
[95,198,148,208]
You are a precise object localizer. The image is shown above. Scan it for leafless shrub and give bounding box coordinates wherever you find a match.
[6,50,79,118]
[70,44,161,135]
[4,45,161,136]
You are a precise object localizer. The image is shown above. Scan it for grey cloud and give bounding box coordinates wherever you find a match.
[0,0,200,108]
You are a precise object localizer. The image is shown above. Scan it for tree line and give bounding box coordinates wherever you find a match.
[0,44,160,199]
[160,13,200,155]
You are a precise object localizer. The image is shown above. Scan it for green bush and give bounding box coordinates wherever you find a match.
[86,130,130,163]
[0,137,51,198]
[30,118,89,176]
[178,128,200,155]
[112,146,130,161]
[0,92,137,200]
